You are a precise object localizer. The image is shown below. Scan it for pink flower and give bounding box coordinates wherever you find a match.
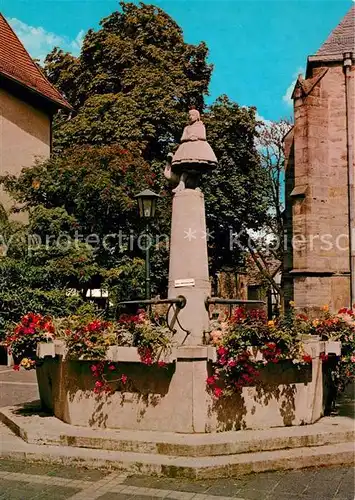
[157,361,167,368]
[213,387,223,398]
[241,374,253,384]
[218,356,227,366]
[228,359,237,367]
[108,364,116,371]
[95,380,103,388]
[350,356,355,363]
[121,374,128,384]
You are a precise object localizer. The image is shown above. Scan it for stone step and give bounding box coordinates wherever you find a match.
[0,425,353,479]
[0,404,354,458]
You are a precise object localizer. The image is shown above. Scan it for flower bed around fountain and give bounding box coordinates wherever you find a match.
[6,307,353,433]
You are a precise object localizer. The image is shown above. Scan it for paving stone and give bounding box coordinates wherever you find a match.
[97,494,134,500]
[0,478,81,499]
[265,495,301,500]
[303,481,341,498]
[123,475,155,488]
[333,495,355,500]
[0,479,37,491]
[335,482,355,498]
[19,464,60,476]
[47,466,109,481]
[313,465,349,482]
[236,489,270,500]
[0,460,27,473]
[0,489,38,500]
[205,478,243,496]
[132,497,169,500]
[34,487,82,500]
[240,471,284,492]
[271,469,316,495]
[146,477,211,494]
[341,468,355,483]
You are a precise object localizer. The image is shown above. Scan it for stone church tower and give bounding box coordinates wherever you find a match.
[284,5,354,313]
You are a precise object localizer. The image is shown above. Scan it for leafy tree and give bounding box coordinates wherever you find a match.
[0,219,95,339]
[44,2,212,160]
[0,144,169,315]
[244,119,293,309]
[202,96,270,276]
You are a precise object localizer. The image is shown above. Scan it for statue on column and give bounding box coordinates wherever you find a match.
[164,109,218,193]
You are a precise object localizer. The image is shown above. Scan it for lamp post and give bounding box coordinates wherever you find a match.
[135,189,161,300]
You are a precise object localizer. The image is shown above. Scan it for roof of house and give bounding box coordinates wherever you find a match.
[316,5,354,56]
[0,14,73,111]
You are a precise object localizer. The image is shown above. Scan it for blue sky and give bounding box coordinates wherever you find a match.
[2,0,353,121]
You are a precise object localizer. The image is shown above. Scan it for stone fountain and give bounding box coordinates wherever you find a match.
[0,109,348,478]
[29,110,338,434]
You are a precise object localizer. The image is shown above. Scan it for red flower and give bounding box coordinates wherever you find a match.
[157,361,167,368]
[213,387,223,398]
[138,347,153,365]
[319,353,329,362]
[302,354,312,363]
[108,364,116,371]
[13,365,20,371]
[231,307,247,323]
[217,346,228,357]
[23,327,35,335]
[121,374,128,384]
[228,359,237,367]
[206,376,216,386]
[91,364,102,376]
[44,321,55,333]
[95,380,103,388]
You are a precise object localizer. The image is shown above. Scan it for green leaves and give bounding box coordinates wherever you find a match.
[44,2,211,160]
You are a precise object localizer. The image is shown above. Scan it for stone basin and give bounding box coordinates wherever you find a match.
[35,339,341,433]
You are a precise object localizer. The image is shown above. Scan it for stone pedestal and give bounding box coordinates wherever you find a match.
[168,189,210,345]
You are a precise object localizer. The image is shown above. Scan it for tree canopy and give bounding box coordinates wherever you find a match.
[45,2,212,161]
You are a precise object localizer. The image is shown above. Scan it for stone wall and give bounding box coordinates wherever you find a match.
[284,62,354,313]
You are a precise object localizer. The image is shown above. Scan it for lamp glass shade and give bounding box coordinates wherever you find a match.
[135,189,160,220]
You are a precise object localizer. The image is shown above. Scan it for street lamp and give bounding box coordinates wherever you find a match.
[135,189,161,300]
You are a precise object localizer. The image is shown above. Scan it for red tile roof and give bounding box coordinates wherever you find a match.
[0,13,73,110]
[316,5,355,56]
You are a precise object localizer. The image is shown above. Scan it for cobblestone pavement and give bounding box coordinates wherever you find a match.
[0,460,354,500]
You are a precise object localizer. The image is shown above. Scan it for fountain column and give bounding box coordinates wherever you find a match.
[168,188,211,345]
